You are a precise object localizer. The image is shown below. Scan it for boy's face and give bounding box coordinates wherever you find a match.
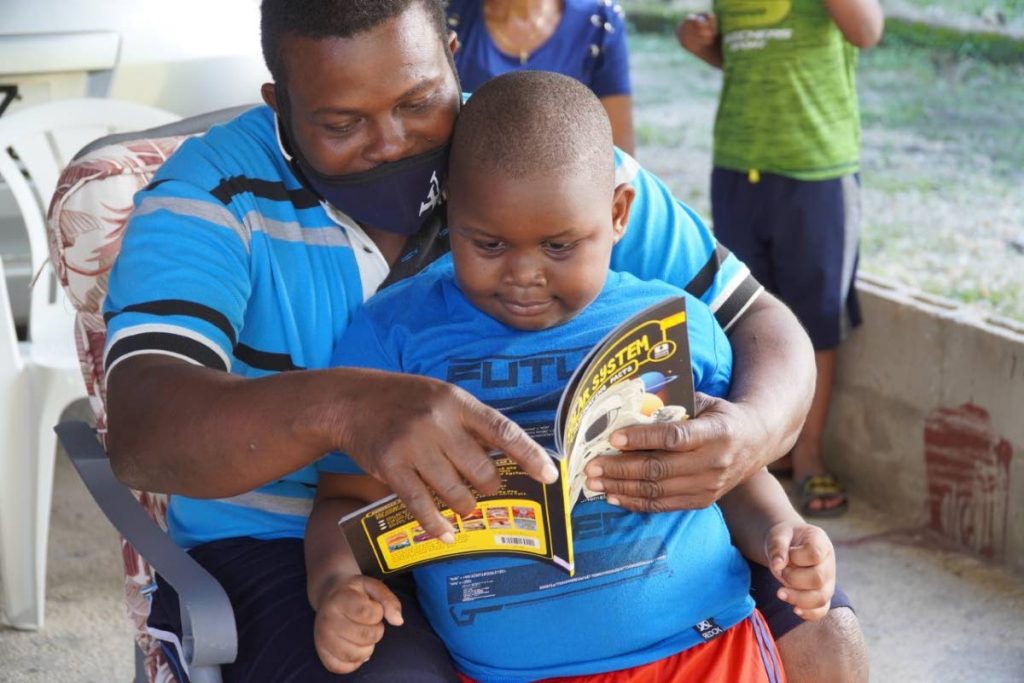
[448,168,634,330]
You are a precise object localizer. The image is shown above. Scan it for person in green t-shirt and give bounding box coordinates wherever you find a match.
[679,0,883,522]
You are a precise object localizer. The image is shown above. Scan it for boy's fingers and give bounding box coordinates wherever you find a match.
[788,542,827,567]
[777,585,833,622]
[315,640,375,675]
[362,579,404,627]
[764,524,794,576]
[339,581,386,626]
[779,564,832,593]
[782,528,831,565]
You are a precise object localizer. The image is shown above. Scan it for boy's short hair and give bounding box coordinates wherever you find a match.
[260,0,448,86]
[449,71,614,187]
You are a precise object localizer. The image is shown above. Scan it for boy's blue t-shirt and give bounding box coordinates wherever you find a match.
[327,262,753,682]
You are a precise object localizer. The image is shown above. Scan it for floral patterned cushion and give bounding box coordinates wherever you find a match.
[48,136,189,683]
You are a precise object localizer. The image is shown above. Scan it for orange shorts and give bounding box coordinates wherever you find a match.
[457,610,785,683]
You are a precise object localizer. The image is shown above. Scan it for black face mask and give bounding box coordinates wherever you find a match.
[275,95,449,236]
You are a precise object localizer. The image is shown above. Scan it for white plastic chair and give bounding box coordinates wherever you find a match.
[0,98,179,630]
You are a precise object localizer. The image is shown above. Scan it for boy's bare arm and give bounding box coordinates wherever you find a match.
[718,468,804,565]
[825,0,885,48]
[677,13,723,68]
[306,473,402,673]
[306,473,392,609]
[719,468,836,621]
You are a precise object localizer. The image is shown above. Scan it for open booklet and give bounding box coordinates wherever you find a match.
[339,296,695,578]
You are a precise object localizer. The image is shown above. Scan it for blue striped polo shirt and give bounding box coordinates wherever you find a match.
[103,104,761,549]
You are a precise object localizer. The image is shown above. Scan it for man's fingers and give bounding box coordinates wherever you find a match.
[691,391,717,417]
[387,466,456,543]
[603,493,704,513]
[609,420,689,452]
[463,396,556,485]
[414,448,481,519]
[589,450,690,482]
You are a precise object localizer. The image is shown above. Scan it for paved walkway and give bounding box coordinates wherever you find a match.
[2,424,1023,682]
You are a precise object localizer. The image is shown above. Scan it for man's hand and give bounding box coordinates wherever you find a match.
[313,575,403,674]
[765,523,836,621]
[340,370,557,541]
[584,392,768,511]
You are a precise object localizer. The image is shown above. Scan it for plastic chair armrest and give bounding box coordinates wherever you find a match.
[54,421,237,674]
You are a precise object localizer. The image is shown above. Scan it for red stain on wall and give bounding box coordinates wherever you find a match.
[924,403,1012,558]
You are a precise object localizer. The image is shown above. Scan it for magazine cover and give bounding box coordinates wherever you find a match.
[339,296,694,578]
[555,296,695,506]
[341,451,571,578]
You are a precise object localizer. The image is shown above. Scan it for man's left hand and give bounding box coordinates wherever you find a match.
[584,392,769,511]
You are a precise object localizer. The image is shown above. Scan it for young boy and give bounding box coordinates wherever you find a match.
[678,0,884,515]
[306,71,835,682]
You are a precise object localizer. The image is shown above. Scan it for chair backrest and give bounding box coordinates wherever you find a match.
[47,103,254,430]
[47,104,256,683]
[0,98,178,349]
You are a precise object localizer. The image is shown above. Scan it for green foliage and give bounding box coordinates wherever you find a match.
[882,18,1024,64]
[620,1,1024,65]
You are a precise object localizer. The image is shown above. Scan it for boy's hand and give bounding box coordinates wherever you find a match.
[313,575,404,674]
[765,522,836,621]
[677,12,718,54]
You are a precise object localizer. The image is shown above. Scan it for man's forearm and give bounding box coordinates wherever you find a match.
[726,292,816,473]
[106,355,367,497]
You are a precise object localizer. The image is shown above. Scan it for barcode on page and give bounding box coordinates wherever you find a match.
[496,535,539,548]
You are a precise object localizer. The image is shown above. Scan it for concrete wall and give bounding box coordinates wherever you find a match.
[826,274,1024,574]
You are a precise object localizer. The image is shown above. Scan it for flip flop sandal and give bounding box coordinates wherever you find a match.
[799,474,849,518]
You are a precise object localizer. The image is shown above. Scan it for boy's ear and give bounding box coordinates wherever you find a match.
[611,182,635,243]
[449,30,460,55]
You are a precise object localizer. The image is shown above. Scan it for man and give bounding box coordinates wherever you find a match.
[104,1,864,680]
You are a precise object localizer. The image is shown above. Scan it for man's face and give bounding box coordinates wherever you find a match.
[264,5,461,176]
[448,167,633,330]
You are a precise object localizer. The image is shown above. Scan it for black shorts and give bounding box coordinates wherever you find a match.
[711,167,863,350]
[147,537,459,682]
[148,538,855,681]
[748,558,854,640]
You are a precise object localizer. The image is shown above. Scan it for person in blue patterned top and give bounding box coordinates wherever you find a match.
[446,0,635,153]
